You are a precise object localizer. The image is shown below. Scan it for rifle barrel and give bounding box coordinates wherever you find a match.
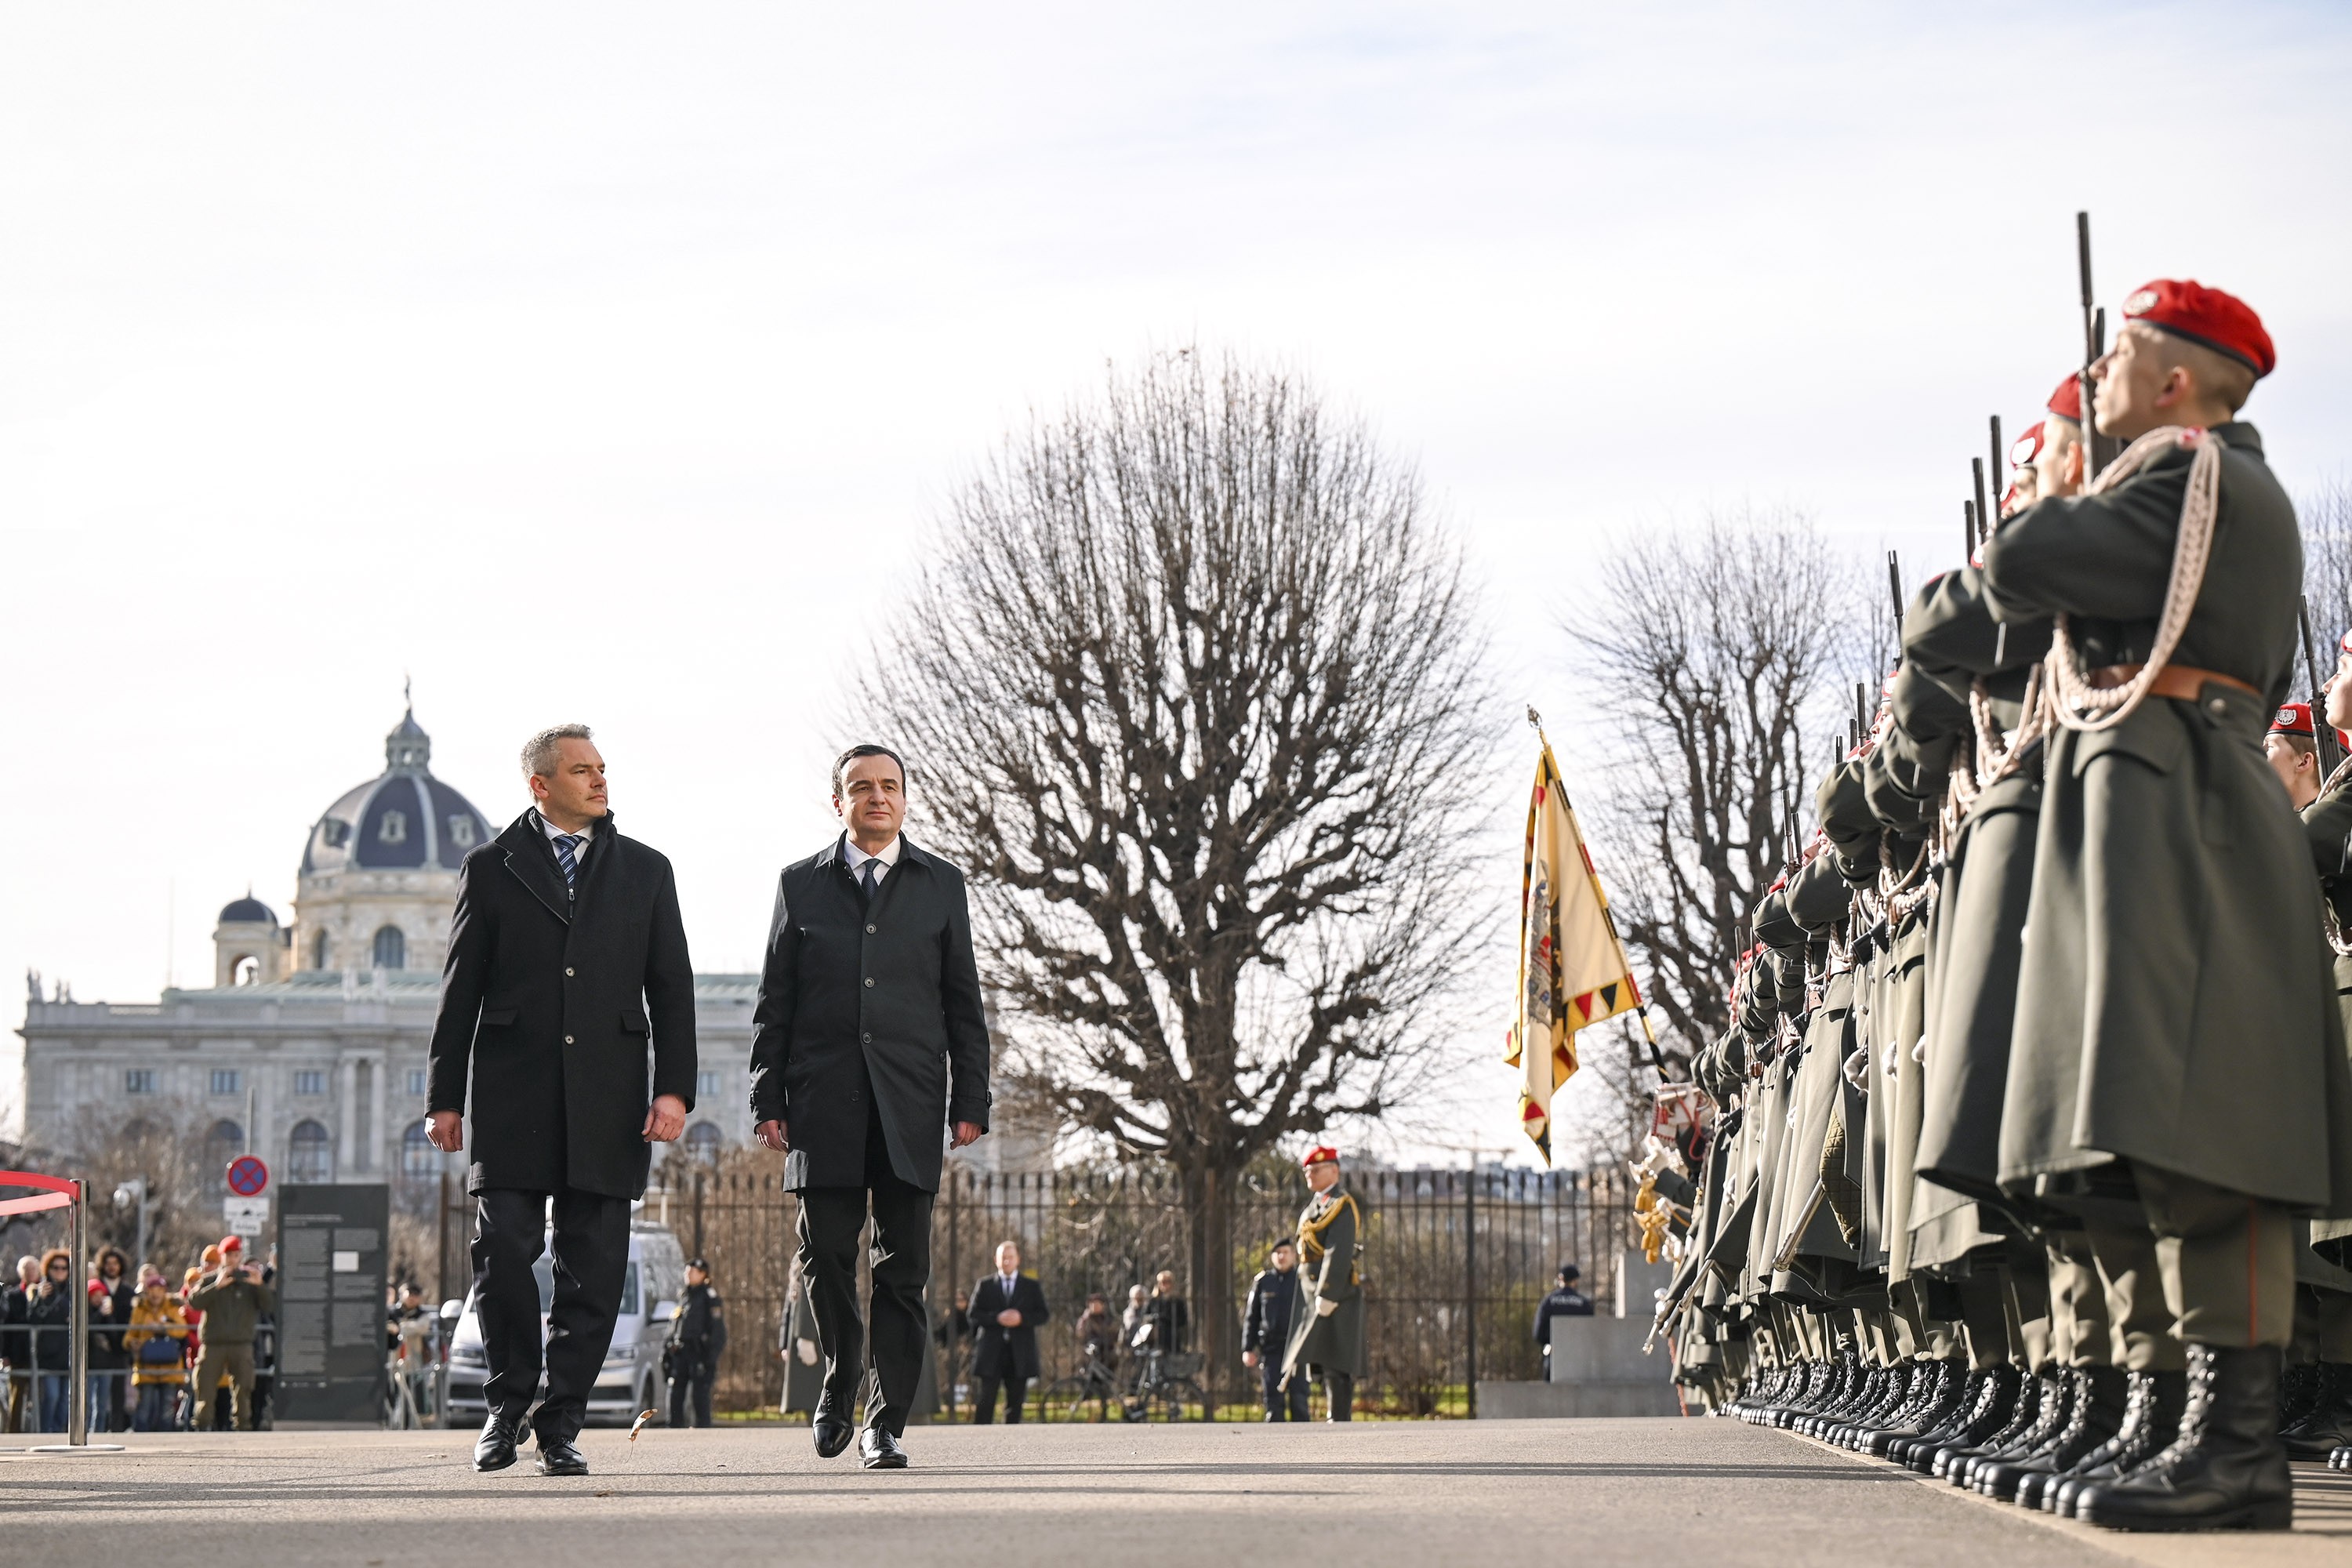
[2302,596,2341,777]
[1989,415,2003,517]
[1972,458,1990,544]
[1886,550,1904,639]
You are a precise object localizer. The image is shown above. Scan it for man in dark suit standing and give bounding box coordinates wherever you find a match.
[426,724,696,1477]
[966,1240,1048,1424]
[752,743,991,1469]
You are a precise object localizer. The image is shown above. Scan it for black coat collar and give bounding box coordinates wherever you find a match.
[497,808,617,925]
[821,832,935,872]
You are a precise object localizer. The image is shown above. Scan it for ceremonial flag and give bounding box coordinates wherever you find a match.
[1506,724,1646,1162]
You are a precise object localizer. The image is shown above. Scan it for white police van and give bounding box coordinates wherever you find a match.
[443,1218,688,1427]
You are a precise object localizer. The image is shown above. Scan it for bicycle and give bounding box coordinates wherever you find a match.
[1121,1347,1206,1421]
[1040,1350,1123,1422]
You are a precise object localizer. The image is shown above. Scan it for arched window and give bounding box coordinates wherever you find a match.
[372,925,405,970]
[205,1120,245,1191]
[313,930,332,970]
[401,1121,439,1178]
[682,1122,724,1163]
[231,955,260,986]
[289,1120,333,1182]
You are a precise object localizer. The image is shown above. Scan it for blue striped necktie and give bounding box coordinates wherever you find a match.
[554,833,583,889]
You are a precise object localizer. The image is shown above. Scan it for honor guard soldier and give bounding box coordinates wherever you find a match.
[1281,1146,1368,1421]
[1976,279,2352,1532]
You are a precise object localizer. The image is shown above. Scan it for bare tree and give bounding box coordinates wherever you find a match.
[859,348,1493,1385]
[2304,478,2352,652]
[1565,510,1868,1138]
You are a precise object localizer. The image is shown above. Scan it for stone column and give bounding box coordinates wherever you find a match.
[364,1051,385,1176]
[338,1054,358,1181]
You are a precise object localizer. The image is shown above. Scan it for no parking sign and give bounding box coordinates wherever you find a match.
[227,1155,269,1196]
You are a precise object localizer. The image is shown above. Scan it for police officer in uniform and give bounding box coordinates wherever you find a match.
[665,1258,726,1428]
[1281,1147,1367,1421]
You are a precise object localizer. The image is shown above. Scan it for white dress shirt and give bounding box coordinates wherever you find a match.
[842,834,902,885]
[539,811,593,864]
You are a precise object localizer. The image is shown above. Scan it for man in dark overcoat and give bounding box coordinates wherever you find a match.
[426,723,696,1476]
[750,743,991,1468]
[964,1239,1048,1424]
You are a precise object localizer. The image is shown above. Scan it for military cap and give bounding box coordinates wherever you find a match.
[2122,278,2275,377]
[1301,1145,1339,1167]
[2047,374,2085,424]
[2270,702,2315,738]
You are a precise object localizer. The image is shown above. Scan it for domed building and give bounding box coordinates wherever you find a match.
[289,706,495,980]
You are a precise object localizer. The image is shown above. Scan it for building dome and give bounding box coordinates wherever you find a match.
[218,894,278,927]
[301,707,496,876]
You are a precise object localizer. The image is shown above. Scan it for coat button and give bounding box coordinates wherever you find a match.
[2206,697,2227,717]
[865,978,875,988]
[564,1034,574,1044]
[565,967,575,977]
[866,924,877,935]
[862,1032,872,1044]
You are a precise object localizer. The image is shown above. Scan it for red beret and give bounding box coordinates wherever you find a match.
[1301,1145,1338,1168]
[2010,421,2045,470]
[2272,702,2315,739]
[2122,278,2274,378]
[2342,627,2352,657]
[219,1235,244,1254]
[2046,374,2085,423]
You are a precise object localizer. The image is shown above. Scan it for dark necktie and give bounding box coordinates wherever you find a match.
[859,858,879,909]
[554,834,583,890]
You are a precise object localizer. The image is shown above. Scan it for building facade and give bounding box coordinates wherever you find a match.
[12,708,762,1185]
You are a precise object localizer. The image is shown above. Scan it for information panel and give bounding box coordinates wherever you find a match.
[274,1183,389,1425]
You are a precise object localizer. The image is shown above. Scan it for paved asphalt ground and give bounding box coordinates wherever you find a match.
[5,1417,2350,1567]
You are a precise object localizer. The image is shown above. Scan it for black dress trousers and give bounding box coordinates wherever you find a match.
[474,1187,630,1442]
[795,1081,934,1437]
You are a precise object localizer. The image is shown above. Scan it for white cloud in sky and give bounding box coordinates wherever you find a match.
[5,2,2349,1160]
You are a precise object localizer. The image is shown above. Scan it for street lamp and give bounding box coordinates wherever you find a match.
[112,1177,158,1269]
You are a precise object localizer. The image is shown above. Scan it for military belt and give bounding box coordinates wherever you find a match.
[2086,662,2259,702]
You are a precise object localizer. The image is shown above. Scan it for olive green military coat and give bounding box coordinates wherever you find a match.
[1282,1187,1370,1382]
[1979,423,2352,1211]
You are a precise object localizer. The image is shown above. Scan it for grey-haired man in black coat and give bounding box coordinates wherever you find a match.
[426,724,696,1477]
[751,743,991,1469]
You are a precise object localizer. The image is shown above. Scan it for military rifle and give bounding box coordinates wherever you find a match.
[1972,459,1991,550]
[2301,595,2343,779]
[2076,212,2124,475]
[1988,416,2004,523]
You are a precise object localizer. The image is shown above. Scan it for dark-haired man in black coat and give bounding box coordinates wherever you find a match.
[426,723,696,1477]
[752,743,991,1469]
[966,1240,1048,1423]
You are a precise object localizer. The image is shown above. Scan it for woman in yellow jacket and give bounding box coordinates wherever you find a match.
[123,1269,191,1432]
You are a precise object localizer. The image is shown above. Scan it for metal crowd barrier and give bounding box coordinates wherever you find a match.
[0,1171,122,1451]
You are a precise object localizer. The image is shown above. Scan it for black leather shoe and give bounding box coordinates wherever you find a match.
[536,1437,590,1477]
[2280,1361,2352,1459]
[473,1414,526,1472]
[860,1426,909,1469]
[812,1406,855,1459]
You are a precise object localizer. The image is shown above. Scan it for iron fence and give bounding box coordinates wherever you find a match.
[520,1156,1638,1420]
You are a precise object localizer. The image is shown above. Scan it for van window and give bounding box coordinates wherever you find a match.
[619,1261,640,1316]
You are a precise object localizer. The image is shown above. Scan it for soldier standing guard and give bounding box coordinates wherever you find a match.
[1282,1147,1368,1421]
[1973,280,2352,1531]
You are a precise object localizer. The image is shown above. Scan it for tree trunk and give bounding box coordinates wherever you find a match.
[1183,1159,1237,1413]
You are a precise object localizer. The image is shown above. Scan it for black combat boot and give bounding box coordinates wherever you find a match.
[2011,1366,2126,1510]
[1899,1366,1999,1470]
[2279,1361,2352,1459]
[2332,1444,2352,1471]
[1860,1359,1945,1454]
[1925,1363,2022,1476]
[2074,1344,2293,1533]
[2051,1368,2190,1516]
[1832,1360,1910,1450]
[1881,1361,1973,1463]
[1946,1367,2046,1484]
[2277,1359,2319,1432]
[1966,1368,2072,1494]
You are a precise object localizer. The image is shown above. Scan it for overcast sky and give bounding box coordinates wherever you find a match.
[5,2,2350,1163]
